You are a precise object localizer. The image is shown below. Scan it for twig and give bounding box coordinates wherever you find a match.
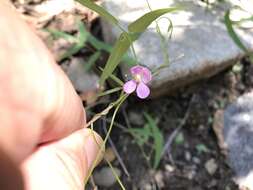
[86,103,115,127]
[102,119,130,177]
[161,95,194,158]
[161,126,182,158]
[86,96,124,127]
[90,175,98,190]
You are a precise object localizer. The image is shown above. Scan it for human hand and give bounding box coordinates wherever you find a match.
[0,1,102,189]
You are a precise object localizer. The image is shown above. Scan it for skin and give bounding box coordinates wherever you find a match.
[0,1,102,189]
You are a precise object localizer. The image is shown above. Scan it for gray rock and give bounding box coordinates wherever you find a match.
[65,58,100,93]
[205,158,218,175]
[93,167,121,187]
[102,0,253,97]
[128,111,145,125]
[224,92,253,189]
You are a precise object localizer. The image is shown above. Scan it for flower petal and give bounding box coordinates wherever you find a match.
[130,65,143,75]
[141,67,152,83]
[136,82,150,99]
[123,80,137,94]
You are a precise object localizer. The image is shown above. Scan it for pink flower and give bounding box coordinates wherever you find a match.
[123,65,152,99]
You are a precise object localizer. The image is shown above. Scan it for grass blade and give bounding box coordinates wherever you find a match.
[97,87,122,97]
[84,51,101,71]
[77,20,89,43]
[99,32,133,85]
[128,8,179,33]
[75,0,118,25]
[60,44,83,61]
[144,113,164,169]
[99,67,124,86]
[76,23,136,66]
[224,10,248,52]
[44,29,77,42]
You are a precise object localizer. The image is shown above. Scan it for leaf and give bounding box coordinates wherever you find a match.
[108,73,124,86]
[99,32,133,85]
[144,113,164,169]
[45,29,77,43]
[175,132,184,145]
[60,44,83,61]
[128,7,179,33]
[128,125,151,146]
[75,0,118,25]
[88,32,114,51]
[97,87,122,97]
[84,51,101,71]
[45,24,88,61]
[224,10,248,53]
[98,67,124,86]
[196,144,210,154]
[71,21,137,66]
[77,20,89,43]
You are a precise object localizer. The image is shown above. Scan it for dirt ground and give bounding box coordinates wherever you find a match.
[13,0,253,189]
[90,59,253,190]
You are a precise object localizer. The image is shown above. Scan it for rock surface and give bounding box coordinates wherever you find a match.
[93,167,121,187]
[102,0,253,97]
[65,58,100,93]
[205,158,218,175]
[224,92,253,190]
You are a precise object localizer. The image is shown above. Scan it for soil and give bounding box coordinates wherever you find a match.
[90,60,253,190]
[13,0,253,189]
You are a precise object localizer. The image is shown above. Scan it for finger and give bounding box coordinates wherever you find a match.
[21,129,103,190]
[0,0,85,160]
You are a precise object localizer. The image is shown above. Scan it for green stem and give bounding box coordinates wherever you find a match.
[84,94,128,185]
[145,0,170,65]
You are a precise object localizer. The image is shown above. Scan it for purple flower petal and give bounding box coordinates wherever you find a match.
[130,65,152,84]
[123,80,137,94]
[130,65,143,75]
[136,82,150,99]
[141,67,152,84]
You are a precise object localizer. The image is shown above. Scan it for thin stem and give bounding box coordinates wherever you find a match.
[85,94,128,185]
[105,159,126,190]
[89,123,126,190]
[97,87,122,97]
[102,120,130,177]
[146,0,170,65]
[86,94,125,127]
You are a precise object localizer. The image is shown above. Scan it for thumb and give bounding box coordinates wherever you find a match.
[21,129,103,190]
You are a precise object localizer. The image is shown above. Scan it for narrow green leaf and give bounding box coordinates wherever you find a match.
[175,132,184,145]
[196,144,210,154]
[60,44,83,61]
[224,10,248,52]
[45,28,85,61]
[77,20,89,43]
[88,34,136,66]
[128,125,151,146]
[144,113,164,169]
[75,22,137,66]
[98,67,124,86]
[128,7,179,33]
[97,87,122,97]
[108,73,124,86]
[84,51,101,71]
[88,33,113,51]
[75,0,118,25]
[99,32,133,85]
[45,29,77,43]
